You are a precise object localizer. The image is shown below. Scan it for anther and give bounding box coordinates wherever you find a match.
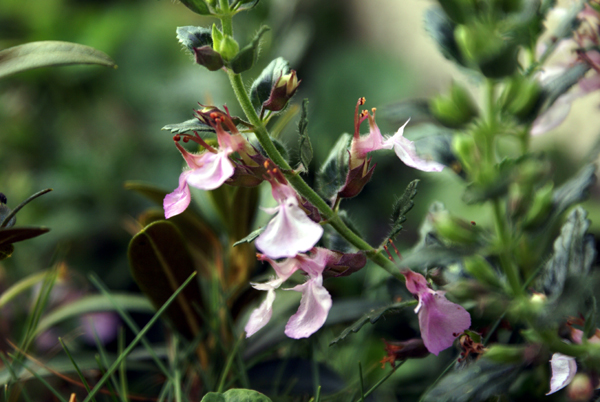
[359,97,366,106]
[388,239,401,259]
[470,221,476,226]
[173,135,181,142]
[183,137,189,143]
[383,245,394,261]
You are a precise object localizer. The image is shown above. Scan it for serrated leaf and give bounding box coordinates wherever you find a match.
[539,206,596,297]
[551,164,596,220]
[233,227,265,247]
[298,98,313,171]
[539,62,590,112]
[162,118,216,135]
[229,26,270,74]
[176,26,213,53]
[0,41,116,79]
[329,301,415,345]
[250,57,289,112]
[422,358,523,402]
[201,389,272,402]
[0,226,50,246]
[389,180,419,239]
[316,134,351,201]
[128,220,204,339]
[423,7,466,67]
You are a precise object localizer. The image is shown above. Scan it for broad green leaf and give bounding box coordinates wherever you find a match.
[231,0,261,11]
[36,293,153,335]
[538,62,589,113]
[162,118,216,135]
[201,389,272,402]
[0,41,115,79]
[423,7,466,67]
[538,206,596,297]
[176,26,213,53]
[422,358,523,402]
[0,227,50,246]
[229,26,270,74]
[298,98,313,171]
[250,57,289,112]
[388,180,419,239]
[316,134,351,202]
[179,0,212,15]
[329,301,415,345]
[551,164,596,221]
[128,220,204,339]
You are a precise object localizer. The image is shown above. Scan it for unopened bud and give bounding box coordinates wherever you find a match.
[262,70,301,112]
[567,374,593,402]
[523,183,553,229]
[218,35,239,61]
[500,76,542,122]
[430,82,478,128]
[452,134,477,172]
[437,0,473,24]
[483,344,525,363]
[431,210,479,245]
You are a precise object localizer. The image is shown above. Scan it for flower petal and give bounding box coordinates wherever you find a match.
[185,150,235,190]
[284,276,332,339]
[531,95,574,136]
[255,199,323,259]
[418,291,471,355]
[383,123,444,172]
[245,288,277,337]
[164,171,192,219]
[547,353,577,395]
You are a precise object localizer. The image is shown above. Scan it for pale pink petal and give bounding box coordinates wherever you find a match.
[351,120,388,158]
[418,291,471,355]
[284,276,332,339]
[404,269,430,295]
[547,353,577,395]
[531,95,574,136]
[255,198,323,259]
[257,255,301,281]
[185,150,235,190]
[383,122,444,172]
[164,171,192,219]
[245,288,277,337]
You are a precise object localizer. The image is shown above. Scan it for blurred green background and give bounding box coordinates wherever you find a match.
[2,0,600,399]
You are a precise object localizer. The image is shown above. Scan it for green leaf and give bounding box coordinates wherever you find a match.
[36,293,153,336]
[231,0,261,11]
[233,227,264,247]
[298,98,313,171]
[250,57,290,112]
[201,389,272,402]
[538,62,590,113]
[316,134,351,201]
[162,118,216,135]
[551,164,596,221]
[422,358,523,402]
[179,0,212,15]
[176,26,213,53]
[128,220,204,339]
[0,41,116,79]
[0,227,50,246]
[229,26,270,74]
[329,301,415,345]
[538,206,596,297]
[423,7,466,67]
[388,180,419,239]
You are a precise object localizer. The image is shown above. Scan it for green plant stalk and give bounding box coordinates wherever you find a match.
[216,333,244,393]
[225,70,404,282]
[58,338,96,402]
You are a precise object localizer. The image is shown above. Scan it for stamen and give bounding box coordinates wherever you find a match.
[183,137,189,143]
[173,135,181,142]
[354,97,367,138]
[383,245,394,261]
[389,239,401,259]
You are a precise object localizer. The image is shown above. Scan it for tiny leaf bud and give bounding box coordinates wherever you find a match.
[483,344,526,364]
[429,81,478,128]
[218,35,239,61]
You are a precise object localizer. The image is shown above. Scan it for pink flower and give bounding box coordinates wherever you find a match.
[163,117,246,219]
[255,166,323,259]
[547,353,578,395]
[349,99,444,173]
[403,269,471,355]
[246,248,344,339]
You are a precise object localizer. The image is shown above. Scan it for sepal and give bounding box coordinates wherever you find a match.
[229,26,270,73]
[250,57,290,112]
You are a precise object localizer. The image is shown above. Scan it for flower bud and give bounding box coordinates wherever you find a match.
[437,0,473,24]
[500,76,542,122]
[463,255,501,288]
[429,82,478,128]
[523,183,553,229]
[431,210,479,245]
[483,344,526,364]
[452,134,477,172]
[567,374,593,402]
[179,0,211,15]
[218,35,239,61]
[262,70,301,112]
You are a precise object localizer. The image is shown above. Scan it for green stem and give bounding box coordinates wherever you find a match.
[492,199,522,295]
[225,71,403,282]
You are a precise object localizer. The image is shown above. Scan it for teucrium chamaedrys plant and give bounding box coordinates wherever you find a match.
[123,0,600,400]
